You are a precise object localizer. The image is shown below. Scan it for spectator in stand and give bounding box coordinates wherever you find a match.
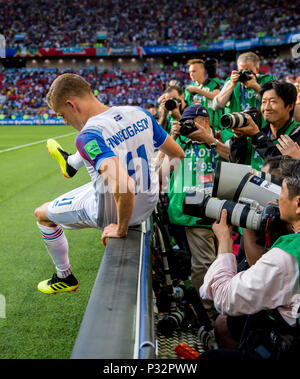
[1,0,299,49]
[0,60,297,120]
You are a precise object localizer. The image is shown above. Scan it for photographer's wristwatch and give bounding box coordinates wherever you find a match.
[209,139,218,149]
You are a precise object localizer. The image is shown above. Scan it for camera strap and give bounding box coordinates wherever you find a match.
[193,143,200,167]
[241,85,246,110]
[240,84,259,110]
[193,143,216,170]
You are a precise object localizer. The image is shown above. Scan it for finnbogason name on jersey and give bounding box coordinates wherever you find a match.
[106,117,149,148]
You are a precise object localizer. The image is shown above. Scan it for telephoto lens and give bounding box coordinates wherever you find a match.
[220,107,261,129]
[212,167,281,208]
[183,190,284,247]
[197,325,218,350]
[157,303,186,336]
[183,191,263,231]
[214,161,282,189]
[220,112,248,129]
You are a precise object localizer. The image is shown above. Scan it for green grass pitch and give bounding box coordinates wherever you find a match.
[0,125,105,358]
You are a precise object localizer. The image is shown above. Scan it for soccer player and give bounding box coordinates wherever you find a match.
[35,73,184,294]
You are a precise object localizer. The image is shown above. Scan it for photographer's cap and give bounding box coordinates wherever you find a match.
[181,105,209,120]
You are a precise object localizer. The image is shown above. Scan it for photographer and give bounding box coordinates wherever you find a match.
[167,104,230,321]
[241,155,287,268]
[199,157,300,360]
[294,103,300,122]
[230,80,300,169]
[213,52,274,127]
[185,58,222,131]
[158,85,187,135]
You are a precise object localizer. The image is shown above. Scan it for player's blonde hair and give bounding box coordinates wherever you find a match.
[46,73,93,111]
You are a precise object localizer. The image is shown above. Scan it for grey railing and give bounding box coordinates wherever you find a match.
[71,221,156,359]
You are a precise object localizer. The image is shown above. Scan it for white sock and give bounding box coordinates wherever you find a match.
[37,222,72,278]
[67,151,84,170]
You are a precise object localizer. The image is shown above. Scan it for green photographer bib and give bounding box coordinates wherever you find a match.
[168,137,225,228]
[224,74,274,127]
[250,120,300,170]
[271,233,300,280]
[184,77,223,131]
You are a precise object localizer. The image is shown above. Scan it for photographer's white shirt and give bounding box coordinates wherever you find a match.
[200,247,300,326]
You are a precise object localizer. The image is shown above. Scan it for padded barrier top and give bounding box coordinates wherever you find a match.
[71,223,155,359]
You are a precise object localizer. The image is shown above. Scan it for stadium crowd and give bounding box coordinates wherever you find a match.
[0,56,299,119]
[1,0,299,49]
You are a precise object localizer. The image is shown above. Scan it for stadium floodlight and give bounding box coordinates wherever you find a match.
[0,35,5,58]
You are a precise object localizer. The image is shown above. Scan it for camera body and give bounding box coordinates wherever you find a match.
[238,68,255,83]
[179,119,198,136]
[220,107,262,129]
[165,97,182,111]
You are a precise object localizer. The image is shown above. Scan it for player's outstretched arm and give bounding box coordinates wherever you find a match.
[158,134,184,160]
[98,156,135,246]
[156,134,184,189]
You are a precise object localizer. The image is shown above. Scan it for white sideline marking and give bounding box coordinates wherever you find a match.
[0,132,76,153]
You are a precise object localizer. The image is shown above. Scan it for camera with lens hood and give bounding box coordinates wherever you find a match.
[157,302,186,336]
[212,161,282,206]
[179,119,198,136]
[220,107,262,129]
[165,97,182,111]
[182,161,287,248]
[238,68,255,83]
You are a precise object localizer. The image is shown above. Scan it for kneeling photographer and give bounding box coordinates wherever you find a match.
[198,157,300,360]
[167,104,230,321]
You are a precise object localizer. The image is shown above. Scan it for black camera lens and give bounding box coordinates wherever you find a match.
[165,98,180,111]
[238,69,254,83]
[179,119,197,136]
